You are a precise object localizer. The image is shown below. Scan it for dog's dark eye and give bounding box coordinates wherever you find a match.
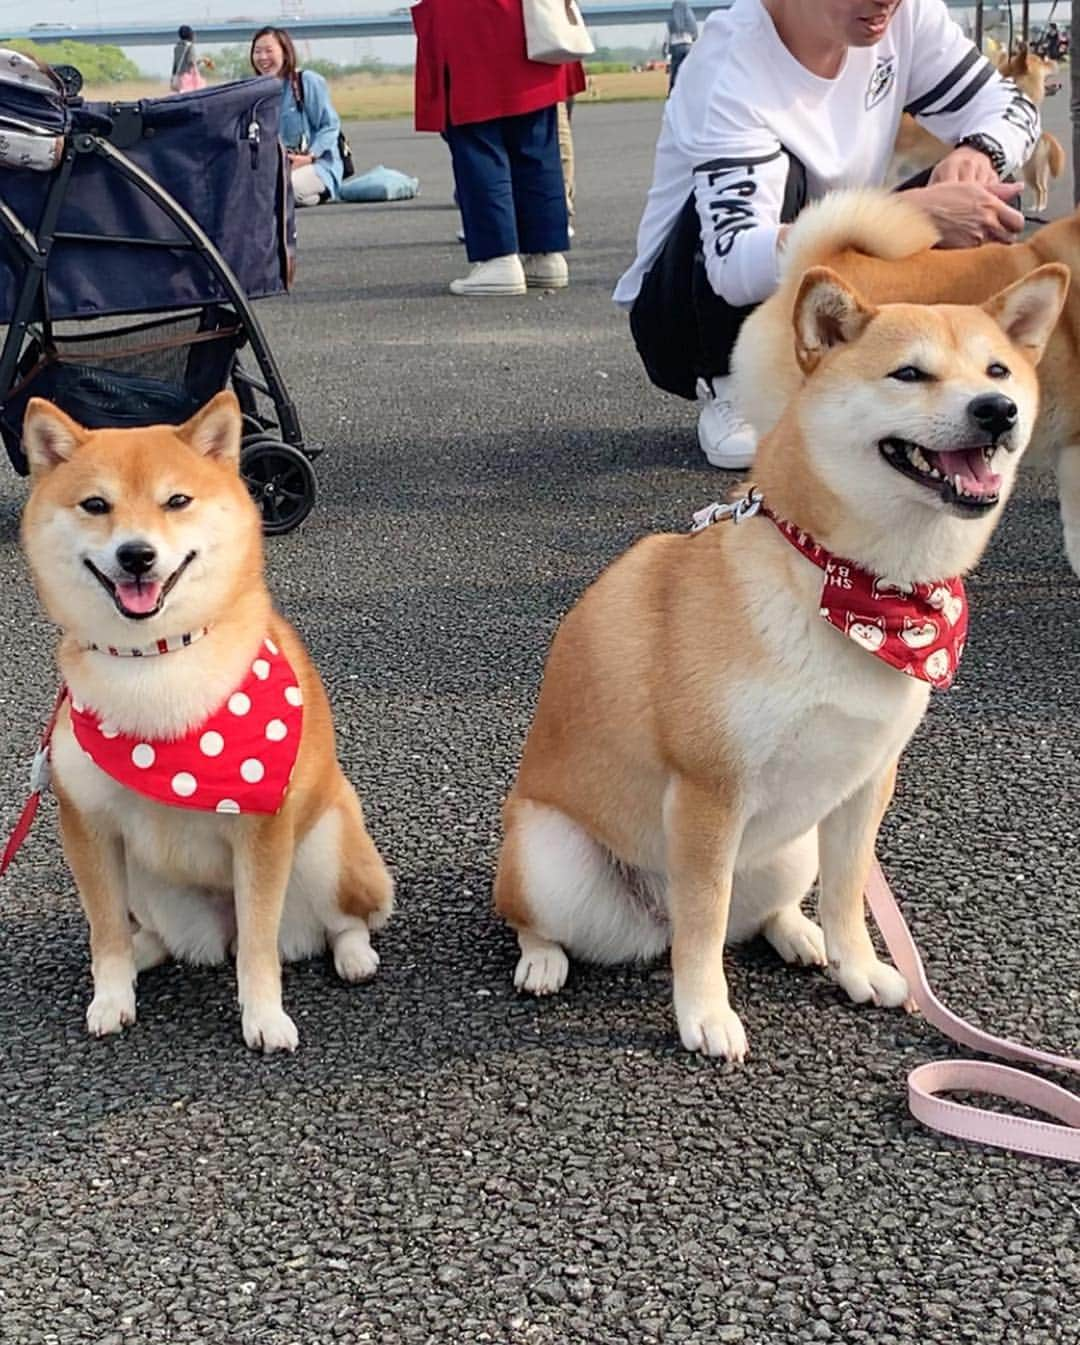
[888,366,934,383]
[987,362,1011,380]
[79,497,111,515]
[164,494,193,511]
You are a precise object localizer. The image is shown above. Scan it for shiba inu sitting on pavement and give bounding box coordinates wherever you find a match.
[20,392,393,1053]
[495,264,1067,1059]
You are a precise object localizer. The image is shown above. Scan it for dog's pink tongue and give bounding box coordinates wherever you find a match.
[116,580,162,615]
[933,448,1001,497]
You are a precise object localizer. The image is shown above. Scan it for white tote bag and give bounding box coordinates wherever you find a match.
[522,0,596,64]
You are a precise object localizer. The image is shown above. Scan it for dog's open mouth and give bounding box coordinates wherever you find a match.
[879,438,1002,514]
[84,551,197,621]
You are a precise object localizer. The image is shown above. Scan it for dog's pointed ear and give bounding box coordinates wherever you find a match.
[179,390,242,467]
[22,398,88,478]
[983,263,1070,367]
[793,267,878,375]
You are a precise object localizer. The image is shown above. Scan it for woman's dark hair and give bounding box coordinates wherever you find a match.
[250,26,299,93]
[178,24,194,41]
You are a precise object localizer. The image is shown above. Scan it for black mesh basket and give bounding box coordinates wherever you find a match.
[1,307,244,474]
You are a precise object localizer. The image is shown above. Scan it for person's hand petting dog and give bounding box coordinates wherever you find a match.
[909,146,1025,248]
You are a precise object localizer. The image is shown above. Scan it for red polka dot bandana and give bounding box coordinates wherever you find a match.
[767,514,968,689]
[70,637,304,815]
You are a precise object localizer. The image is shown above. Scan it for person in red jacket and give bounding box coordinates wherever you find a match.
[412,0,586,296]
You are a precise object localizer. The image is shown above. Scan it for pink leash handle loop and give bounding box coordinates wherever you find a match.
[866,860,1080,1164]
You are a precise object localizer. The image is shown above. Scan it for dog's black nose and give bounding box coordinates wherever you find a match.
[116,541,157,577]
[967,392,1018,439]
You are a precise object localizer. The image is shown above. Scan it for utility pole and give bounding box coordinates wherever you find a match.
[1022,0,1030,43]
[1073,0,1080,202]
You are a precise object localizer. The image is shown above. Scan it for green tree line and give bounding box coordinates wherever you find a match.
[4,39,139,83]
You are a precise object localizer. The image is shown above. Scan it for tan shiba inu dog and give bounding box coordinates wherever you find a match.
[20,392,393,1053]
[732,189,1080,579]
[494,265,1067,1059]
[1023,130,1066,215]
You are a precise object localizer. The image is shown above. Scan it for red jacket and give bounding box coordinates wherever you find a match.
[412,0,586,133]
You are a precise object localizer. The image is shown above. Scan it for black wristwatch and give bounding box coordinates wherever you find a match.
[955,132,1008,178]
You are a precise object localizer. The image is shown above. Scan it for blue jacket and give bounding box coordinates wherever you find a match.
[279,69,343,199]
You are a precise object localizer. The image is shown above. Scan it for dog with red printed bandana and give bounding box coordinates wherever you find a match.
[494,264,1066,1061]
[20,392,393,1053]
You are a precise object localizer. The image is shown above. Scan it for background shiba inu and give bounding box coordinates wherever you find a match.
[887,45,1062,202]
[20,392,393,1053]
[495,264,1067,1058]
[733,189,1080,580]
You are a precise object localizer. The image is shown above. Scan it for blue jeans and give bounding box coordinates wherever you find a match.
[446,106,569,263]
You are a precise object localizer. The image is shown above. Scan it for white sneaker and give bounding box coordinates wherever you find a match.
[449,254,526,296]
[522,252,569,289]
[696,375,757,470]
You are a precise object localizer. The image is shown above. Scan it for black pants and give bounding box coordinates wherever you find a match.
[629,153,808,400]
[668,42,692,94]
[628,162,935,402]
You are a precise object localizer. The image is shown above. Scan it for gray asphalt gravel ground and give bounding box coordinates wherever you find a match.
[0,97,1078,1345]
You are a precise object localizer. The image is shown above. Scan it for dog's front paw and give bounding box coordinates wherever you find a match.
[676,999,749,1061]
[830,956,909,1009]
[86,985,136,1037]
[242,1003,299,1054]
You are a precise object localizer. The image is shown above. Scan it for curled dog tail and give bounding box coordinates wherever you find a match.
[732,190,939,437]
[776,188,941,292]
[1044,132,1066,180]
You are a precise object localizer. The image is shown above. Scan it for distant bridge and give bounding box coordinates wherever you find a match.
[3,1,983,48]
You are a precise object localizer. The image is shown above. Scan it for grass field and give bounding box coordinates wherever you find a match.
[81,69,670,120]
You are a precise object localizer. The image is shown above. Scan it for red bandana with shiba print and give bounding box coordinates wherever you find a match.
[767,512,968,689]
[69,636,304,814]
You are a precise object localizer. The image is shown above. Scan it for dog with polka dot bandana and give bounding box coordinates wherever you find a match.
[19,392,393,1053]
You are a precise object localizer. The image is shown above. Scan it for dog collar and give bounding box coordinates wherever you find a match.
[80,626,211,658]
[69,636,303,814]
[691,491,968,689]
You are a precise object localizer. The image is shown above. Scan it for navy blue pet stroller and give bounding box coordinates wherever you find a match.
[0,50,315,534]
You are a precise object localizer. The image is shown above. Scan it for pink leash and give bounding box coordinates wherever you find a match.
[866,860,1080,1163]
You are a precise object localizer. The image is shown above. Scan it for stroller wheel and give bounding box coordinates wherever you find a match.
[240,439,316,535]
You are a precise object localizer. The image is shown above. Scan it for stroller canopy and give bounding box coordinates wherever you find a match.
[0,73,292,320]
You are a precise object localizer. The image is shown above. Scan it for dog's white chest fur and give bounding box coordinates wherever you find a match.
[51,719,235,888]
[728,605,930,865]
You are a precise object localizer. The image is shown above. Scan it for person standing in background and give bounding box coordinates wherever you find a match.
[170,25,208,93]
[412,0,585,296]
[664,1,698,93]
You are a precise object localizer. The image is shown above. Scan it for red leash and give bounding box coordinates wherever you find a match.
[0,687,67,878]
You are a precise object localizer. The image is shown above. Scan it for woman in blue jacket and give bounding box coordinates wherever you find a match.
[251,26,343,205]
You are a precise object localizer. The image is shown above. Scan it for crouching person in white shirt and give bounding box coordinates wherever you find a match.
[613,0,1040,470]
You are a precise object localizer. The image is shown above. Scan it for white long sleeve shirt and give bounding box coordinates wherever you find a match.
[613,0,1040,310]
